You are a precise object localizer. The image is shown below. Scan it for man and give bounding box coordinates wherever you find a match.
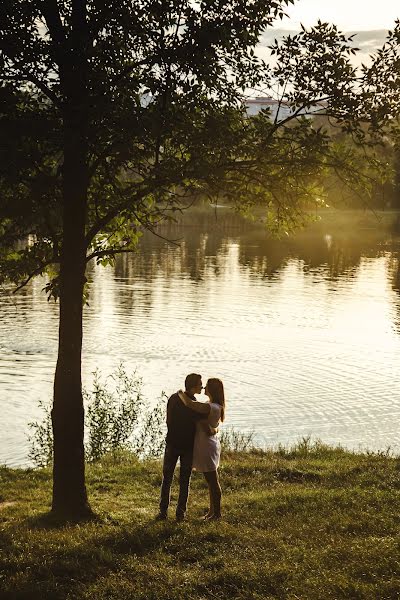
[157,373,204,522]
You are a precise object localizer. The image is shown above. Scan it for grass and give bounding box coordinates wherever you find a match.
[1,441,400,599]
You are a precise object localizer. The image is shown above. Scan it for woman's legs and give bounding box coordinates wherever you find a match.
[203,470,222,518]
[204,482,213,518]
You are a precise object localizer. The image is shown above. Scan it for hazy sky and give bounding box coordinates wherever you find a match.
[256,0,399,69]
[281,0,399,31]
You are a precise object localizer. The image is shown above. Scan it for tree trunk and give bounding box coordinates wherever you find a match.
[51,241,89,516]
[51,122,90,515]
[51,0,91,517]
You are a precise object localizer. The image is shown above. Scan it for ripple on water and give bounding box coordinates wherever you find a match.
[3,232,400,465]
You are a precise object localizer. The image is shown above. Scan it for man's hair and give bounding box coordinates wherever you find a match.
[185,373,201,391]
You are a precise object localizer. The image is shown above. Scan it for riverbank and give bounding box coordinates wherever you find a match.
[1,443,400,599]
[158,203,400,233]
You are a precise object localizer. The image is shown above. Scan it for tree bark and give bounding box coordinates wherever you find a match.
[51,228,89,516]
[51,0,92,517]
[51,141,89,515]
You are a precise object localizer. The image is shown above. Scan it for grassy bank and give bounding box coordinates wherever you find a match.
[1,443,400,599]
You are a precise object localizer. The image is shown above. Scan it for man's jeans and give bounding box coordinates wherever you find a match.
[159,443,193,516]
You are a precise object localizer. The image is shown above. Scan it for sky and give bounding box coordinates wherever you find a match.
[258,0,400,69]
[280,0,399,31]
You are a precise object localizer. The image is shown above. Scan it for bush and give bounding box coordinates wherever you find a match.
[85,366,143,461]
[28,399,53,468]
[220,427,255,452]
[28,365,167,467]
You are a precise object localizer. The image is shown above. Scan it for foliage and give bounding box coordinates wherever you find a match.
[85,366,144,461]
[28,365,167,467]
[359,21,400,208]
[0,0,291,291]
[269,22,360,121]
[27,399,54,468]
[132,394,168,459]
[361,20,400,133]
[220,426,255,453]
[0,5,397,290]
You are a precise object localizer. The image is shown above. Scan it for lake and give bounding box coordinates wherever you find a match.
[2,210,400,467]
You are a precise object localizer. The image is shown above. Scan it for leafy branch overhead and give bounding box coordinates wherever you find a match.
[0,4,399,294]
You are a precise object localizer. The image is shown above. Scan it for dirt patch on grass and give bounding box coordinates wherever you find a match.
[0,501,17,510]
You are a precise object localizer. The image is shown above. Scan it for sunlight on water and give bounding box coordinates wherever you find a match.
[2,218,400,466]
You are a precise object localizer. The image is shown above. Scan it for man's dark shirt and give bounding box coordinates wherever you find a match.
[165,391,202,452]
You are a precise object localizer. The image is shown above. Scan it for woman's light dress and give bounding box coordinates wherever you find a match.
[192,402,222,472]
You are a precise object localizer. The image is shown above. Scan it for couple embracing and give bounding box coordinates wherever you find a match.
[157,373,225,522]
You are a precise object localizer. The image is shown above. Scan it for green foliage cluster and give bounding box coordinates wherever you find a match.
[219,426,255,453]
[1,5,398,293]
[28,365,167,467]
[0,0,295,293]
[1,443,400,598]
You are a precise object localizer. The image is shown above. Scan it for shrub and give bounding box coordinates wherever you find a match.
[220,427,255,452]
[28,365,167,467]
[85,366,144,461]
[28,399,53,468]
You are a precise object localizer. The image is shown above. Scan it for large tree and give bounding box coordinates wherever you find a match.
[0,2,395,517]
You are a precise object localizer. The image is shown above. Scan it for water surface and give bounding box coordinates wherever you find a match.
[2,213,400,466]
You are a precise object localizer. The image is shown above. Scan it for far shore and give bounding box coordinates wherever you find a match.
[155,203,400,234]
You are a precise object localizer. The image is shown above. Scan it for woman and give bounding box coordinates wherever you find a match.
[178,378,225,520]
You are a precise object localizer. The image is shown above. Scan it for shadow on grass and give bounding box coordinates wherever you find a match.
[2,517,182,599]
[90,518,184,557]
[26,509,105,530]
[25,509,182,556]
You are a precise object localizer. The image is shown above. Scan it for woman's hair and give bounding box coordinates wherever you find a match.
[206,378,225,422]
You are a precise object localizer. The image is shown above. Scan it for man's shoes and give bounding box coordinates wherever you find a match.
[175,511,185,522]
[155,511,168,521]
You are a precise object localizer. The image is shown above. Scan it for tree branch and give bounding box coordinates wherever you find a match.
[86,247,135,262]
[85,199,138,246]
[86,229,180,264]
[0,74,61,107]
[41,0,66,49]
[130,210,181,246]
[12,258,60,294]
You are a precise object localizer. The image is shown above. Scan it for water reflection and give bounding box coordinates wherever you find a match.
[122,220,390,286]
[2,211,400,466]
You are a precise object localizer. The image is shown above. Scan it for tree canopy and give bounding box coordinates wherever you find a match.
[1,5,398,293]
